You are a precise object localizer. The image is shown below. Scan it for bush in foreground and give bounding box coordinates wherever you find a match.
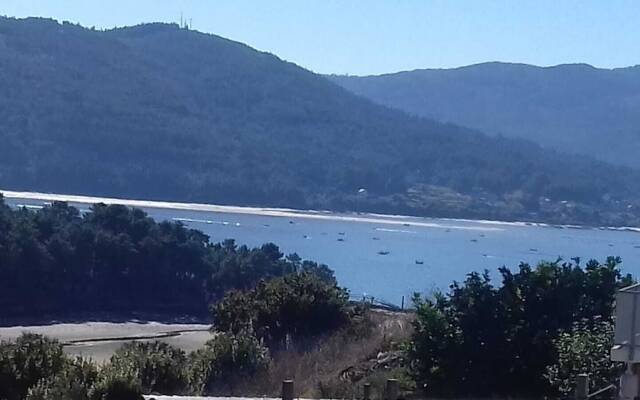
[105,341,188,395]
[0,334,67,400]
[409,257,631,397]
[211,271,351,347]
[187,332,270,395]
[27,357,98,400]
[546,319,623,395]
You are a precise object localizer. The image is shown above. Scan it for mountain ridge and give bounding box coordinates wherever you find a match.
[330,62,640,168]
[331,61,640,78]
[2,17,640,226]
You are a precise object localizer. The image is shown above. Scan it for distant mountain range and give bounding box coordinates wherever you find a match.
[1,17,640,226]
[330,62,640,169]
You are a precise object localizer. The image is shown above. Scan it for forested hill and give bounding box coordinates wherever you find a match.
[330,62,640,169]
[1,18,640,226]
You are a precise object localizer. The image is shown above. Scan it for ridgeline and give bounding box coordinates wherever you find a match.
[1,18,640,226]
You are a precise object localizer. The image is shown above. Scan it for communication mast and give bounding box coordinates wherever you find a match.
[179,12,192,30]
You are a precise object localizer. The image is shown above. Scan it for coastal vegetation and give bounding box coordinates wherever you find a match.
[0,195,327,319]
[0,200,629,398]
[2,17,640,226]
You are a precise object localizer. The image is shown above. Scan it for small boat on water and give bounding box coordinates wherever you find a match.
[337,238,345,242]
[415,260,424,265]
[372,237,380,240]
[377,251,390,255]
[470,239,478,243]
[529,248,538,252]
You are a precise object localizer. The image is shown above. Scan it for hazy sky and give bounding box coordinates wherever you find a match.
[2,0,639,75]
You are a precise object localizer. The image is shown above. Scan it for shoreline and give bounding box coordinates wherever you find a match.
[2,189,639,234]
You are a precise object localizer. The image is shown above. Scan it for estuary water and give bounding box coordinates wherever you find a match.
[5,191,640,305]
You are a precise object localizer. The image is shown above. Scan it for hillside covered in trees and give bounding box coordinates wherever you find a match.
[330,62,640,169]
[2,18,640,226]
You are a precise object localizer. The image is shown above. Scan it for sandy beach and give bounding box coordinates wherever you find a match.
[6,189,637,233]
[0,189,515,232]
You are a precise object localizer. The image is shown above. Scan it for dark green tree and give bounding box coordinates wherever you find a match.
[409,258,628,397]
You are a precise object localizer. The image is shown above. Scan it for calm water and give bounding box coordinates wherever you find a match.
[8,198,640,305]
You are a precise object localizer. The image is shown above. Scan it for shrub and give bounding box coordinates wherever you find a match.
[211,271,350,347]
[0,333,67,400]
[105,341,188,395]
[409,258,628,397]
[546,319,623,395]
[89,373,143,400]
[187,332,270,395]
[26,357,98,400]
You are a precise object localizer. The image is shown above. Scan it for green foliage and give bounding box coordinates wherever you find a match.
[1,18,640,226]
[546,319,622,396]
[26,357,98,400]
[0,334,67,400]
[187,332,270,395]
[0,200,308,318]
[211,271,350,346]
[0,332,269,398]
[89,372,143,400]
[409,257,626,397]
[106,341,188,395]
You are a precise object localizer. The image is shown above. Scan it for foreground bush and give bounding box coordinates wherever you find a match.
[105,341,188,395]
[211,271,350,347]
[187,332,270,395]
[26,357,98,400]
[89,372,143,400]
[409,257,631,397]
[546,319,622,395]
[0,334,67,400]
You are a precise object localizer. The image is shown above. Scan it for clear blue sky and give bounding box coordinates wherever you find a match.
[2,0,639,75]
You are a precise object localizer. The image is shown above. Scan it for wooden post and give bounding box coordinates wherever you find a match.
[401,296,405,310]
[363,382,371,400]
[386,379,399,400]
[282,379,294,400]
[575,374,589,400]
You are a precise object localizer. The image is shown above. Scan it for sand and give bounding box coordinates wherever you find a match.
[0,321,211,363]
[0,189,506,232]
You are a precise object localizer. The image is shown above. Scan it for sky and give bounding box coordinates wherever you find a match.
[2,0,639,75]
